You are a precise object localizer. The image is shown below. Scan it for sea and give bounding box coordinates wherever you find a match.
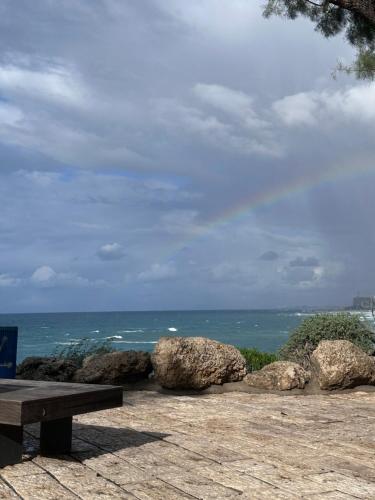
[0,309,372,363]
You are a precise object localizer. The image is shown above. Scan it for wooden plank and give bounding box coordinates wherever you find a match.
[0,379,123,425]
[21,387,123,424]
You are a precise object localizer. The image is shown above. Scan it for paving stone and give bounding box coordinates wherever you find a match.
[124,479,197,499]
[307,471,375,498]
[5,472,78,499]
[1,390,375,499]
[0,479,19,498]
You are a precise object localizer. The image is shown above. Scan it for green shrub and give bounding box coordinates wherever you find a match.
[53,338,115,367]
[279,313,375,368]
[239,347,278,372]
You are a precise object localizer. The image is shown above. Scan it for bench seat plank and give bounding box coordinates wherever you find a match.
[0,379,123,467]
[0,379,123,425]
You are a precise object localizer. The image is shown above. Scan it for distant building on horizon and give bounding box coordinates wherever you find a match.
[352,296,374,310]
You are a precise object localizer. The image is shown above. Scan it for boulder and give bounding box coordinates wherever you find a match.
[17,356,79,382]
[310,340,375,390]
[151,336,247,390]
[244,361,310,391]
[73,350,152,385]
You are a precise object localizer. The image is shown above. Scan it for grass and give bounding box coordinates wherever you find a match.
[53,338,115,367]
[238,347,278,372]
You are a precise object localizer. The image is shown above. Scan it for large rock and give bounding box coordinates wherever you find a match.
[244,361,310,391]
[151,336,247,390]
[73,350,152,385]
[311,340,375,390]
[17,357,79,382]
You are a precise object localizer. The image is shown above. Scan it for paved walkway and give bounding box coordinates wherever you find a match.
[0,390,374,499]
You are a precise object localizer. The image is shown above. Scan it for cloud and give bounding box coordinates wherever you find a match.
[97,242,125,261]
[155,95,281,157]
[259,250,279,261]
[273,83,375,127]
[157,0,260,41]
[0,60,90,108]
[193,83,268,129]
[0,273,21,287]
[289,256,320,267]
[137,263,177,282]
[207,262,257,286]
[282,266,322,287]
[30,266,89,288]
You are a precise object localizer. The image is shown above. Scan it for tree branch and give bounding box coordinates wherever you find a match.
[328,0,375,24]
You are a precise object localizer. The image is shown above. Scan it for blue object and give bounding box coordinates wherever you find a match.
[0,327,18,379]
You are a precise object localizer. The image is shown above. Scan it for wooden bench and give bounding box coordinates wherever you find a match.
[0,379,123,468]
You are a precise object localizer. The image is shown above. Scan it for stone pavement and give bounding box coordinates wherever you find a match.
[0,390,374,499]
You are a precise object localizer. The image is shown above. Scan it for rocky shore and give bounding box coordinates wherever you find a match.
[17,336,375,395]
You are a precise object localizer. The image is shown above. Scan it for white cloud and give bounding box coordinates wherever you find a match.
[137,262,176,282]
[273,92,320,126]
[97,242,125,261]
[30,265,89,287]
[0,62,89,108]
[157,0,259,41]
[0,102,24,126]
[273,83,375,127]
[194,83,268,129]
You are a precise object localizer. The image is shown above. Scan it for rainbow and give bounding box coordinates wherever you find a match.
[167,157,375,257]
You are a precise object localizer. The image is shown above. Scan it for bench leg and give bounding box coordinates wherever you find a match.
[0,424,23,467]
[40,417,72,455]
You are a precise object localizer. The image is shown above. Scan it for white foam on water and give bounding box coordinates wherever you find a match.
[54,341,79,346]
[112,340,157,344]
[106,335,123,340]
[168,327,178,332]
[117,329,144,333]
[90,330,100,333]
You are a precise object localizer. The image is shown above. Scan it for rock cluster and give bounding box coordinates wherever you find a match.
[244,361,310,390]
[16,357,79,382]
[17,336,375,392]
[152,336,247,389]
[17,350,152,385]
[73,350,152,385]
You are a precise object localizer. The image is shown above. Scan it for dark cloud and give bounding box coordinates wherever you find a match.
[289,257,319,268]
[260,251,279,261]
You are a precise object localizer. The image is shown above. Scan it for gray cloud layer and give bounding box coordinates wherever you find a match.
[0,0,372,312]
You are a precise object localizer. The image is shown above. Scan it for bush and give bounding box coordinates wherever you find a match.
[239,347,278,372]
[279,313,375,368]
[53,338,115,367]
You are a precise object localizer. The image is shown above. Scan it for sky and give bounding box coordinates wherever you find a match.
[0,0,374,313]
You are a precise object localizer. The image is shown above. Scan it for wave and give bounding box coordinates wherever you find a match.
[111,340,157,344]
[90,330,100,333]
[54,341,79,346]
[117,329,144,333]
[106,335,123,340]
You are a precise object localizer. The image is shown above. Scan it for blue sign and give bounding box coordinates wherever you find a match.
[0,327,18,379]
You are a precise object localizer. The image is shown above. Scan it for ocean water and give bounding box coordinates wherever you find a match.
[0,309,316,363]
